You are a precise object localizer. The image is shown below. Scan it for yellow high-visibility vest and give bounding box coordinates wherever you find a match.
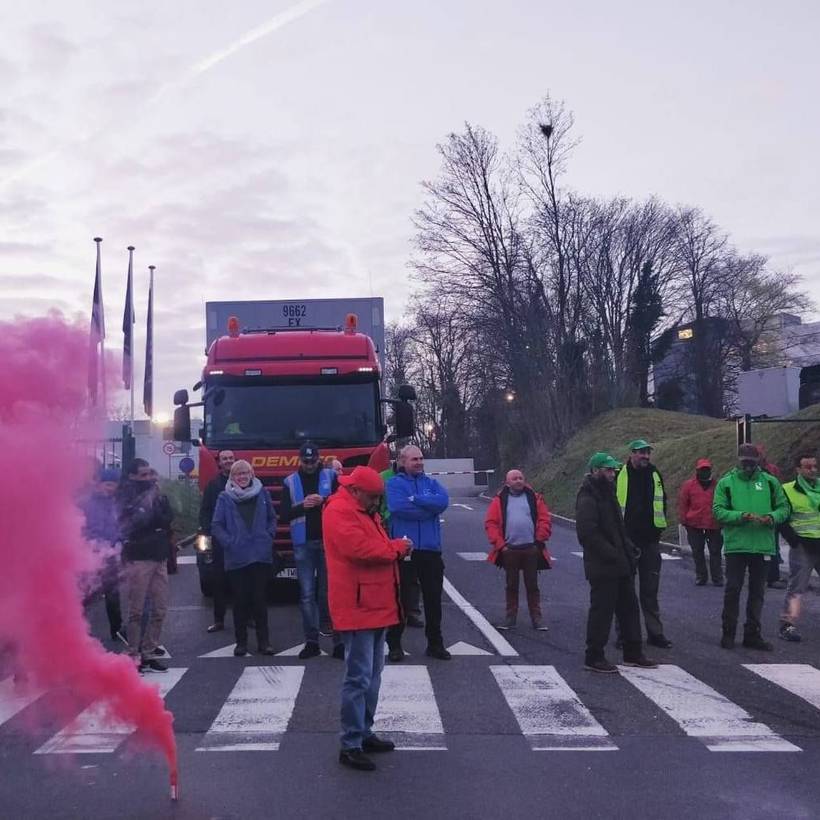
[783,479,820,540]
[616,467,667,529]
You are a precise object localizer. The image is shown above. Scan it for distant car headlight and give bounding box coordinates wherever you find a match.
[195,534,212,553]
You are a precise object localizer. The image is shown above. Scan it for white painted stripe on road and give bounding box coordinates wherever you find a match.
[199,643,239,658]
[446,641,492,656]
[452,503,475,511]
[276,643,327,657]
[491,665,616,751]
[35,668,187,755]
[618,664,800,752]
[197,666,304,752]
[457,552,487,561]
[745,664,820,711]
[176,555,197,565]
[374,666,446,750]
[570,550,680,562]
[0,678,42,728]
[442,577,517,657]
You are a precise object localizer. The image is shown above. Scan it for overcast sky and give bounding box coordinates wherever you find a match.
[1,0,818,418]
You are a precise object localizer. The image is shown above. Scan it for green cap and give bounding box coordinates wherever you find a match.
[627,439,653,452]
[588,452,622,471]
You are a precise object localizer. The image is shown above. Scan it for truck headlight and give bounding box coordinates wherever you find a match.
[195,534,212,553]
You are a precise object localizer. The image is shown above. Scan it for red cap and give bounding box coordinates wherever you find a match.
[339,465,385,494]
[696,458,712,469]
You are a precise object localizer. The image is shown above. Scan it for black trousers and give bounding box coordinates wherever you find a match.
[767,540,782,583]
[386,559,424,649]
[686,527,724,583]
[722,553,766,637]
[228,562,270,647]
[211,555,229,623]
[634,538,664,640]
[586,574,643,664]
[390,551,444,649]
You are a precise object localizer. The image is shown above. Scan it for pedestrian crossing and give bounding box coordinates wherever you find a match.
[2,663,820,758]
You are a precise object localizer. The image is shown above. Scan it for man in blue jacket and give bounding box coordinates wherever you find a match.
[386,445,451,660]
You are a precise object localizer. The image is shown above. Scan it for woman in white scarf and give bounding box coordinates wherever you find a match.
[212,460,277,656]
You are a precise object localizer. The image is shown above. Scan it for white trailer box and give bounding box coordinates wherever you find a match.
[737,366,800,417]
[205,297,385,368]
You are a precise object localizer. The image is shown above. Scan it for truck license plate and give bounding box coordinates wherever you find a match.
[277,567,298,579]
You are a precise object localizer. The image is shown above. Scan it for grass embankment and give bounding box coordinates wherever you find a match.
[529,405,820,542]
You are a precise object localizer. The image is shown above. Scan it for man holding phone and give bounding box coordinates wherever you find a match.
[323,466,413,772]
[713,444,789,650]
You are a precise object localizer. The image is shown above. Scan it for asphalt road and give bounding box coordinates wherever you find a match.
[3,496,820,820]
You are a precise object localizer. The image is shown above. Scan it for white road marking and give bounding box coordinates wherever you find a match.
[452,503,475,511]
[618,664,800,752]
[0,678,42,729]
[446,641,492,656]
[492,665,616,751]
[571,550,679,561]
[176,555,198,565]
[276,644,327,657]
[457,552,488,561]
[373,666,446,750]
[35,668,187,755]
[199,643,240,658]
[197,666,305,752]
[745,664,820,710]
[442,577,518,657]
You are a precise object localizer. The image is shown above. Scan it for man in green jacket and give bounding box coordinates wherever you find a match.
[713,444,789,650]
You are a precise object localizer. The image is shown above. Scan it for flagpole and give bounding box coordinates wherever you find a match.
[94,237,107,414]
[145,264,155,421]
[127,245,135,429]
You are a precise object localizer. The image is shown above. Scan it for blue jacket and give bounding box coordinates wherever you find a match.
[80,490,120,544]
[386,471,449,551]
[212,489,277,571]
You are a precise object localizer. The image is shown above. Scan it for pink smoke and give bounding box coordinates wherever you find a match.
[0,314,177,781]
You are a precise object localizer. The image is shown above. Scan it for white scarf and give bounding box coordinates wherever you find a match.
[225,476,263,502]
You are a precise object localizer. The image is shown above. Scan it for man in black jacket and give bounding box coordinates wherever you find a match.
[199,450,234,632]
[117,458,175,673]
[576,453,656,674]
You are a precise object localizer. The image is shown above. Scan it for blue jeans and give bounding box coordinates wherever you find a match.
[294,539,328,643]
[340,628,385,750]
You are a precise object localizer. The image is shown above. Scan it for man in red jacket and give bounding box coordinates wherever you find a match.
[678,458,724,586]
[323,465,413,772]
[485,469,552,630]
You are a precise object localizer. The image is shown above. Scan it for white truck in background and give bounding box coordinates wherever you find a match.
[737,365,820,416]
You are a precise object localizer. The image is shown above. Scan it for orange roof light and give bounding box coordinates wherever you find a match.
[344,313,358,334]
[227,316,240,337]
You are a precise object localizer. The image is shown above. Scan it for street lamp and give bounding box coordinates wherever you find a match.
[423,421,435,435]
[504,391,516,403]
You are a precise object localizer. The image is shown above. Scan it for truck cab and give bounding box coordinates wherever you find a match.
[174,313,414,595]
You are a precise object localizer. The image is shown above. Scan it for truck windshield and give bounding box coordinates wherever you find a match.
[204,380,381,449]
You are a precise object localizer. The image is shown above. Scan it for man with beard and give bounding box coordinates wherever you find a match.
[199,450,234,633]
[577,453,657,673]
[116,458,174,673]
[616,439,672,649]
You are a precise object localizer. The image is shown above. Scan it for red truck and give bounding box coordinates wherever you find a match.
[173,312,414,595]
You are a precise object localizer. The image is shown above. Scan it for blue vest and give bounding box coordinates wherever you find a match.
[285,468,335,545]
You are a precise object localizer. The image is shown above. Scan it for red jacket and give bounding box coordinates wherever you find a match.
[677,476,719,531]
[485,485,552,567]
[322,486,409,631]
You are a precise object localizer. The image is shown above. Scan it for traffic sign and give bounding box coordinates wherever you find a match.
[179,457,195,475]
[162,441,176,456]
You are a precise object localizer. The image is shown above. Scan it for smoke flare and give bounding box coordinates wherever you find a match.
[0,314,177,782]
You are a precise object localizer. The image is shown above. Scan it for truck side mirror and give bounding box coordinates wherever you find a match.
[173,405,191,442]
[173,389,189,406]
[394,401,414,439]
